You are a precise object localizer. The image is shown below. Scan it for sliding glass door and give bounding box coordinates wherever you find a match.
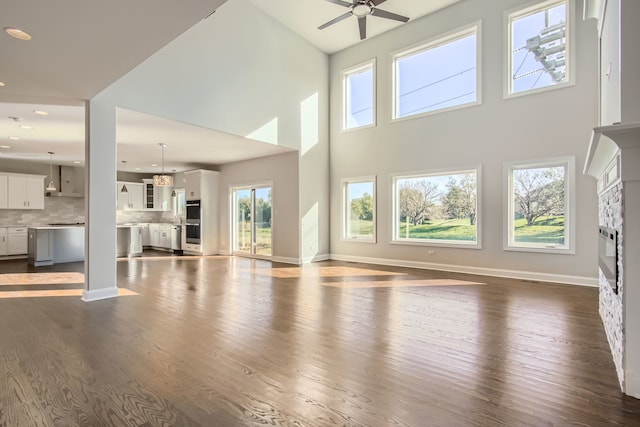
[232,185,272,257]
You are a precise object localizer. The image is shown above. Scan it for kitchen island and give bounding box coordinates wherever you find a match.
[28,225,85,266]
[27,225,143,266]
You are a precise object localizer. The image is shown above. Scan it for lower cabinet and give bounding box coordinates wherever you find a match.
[8,227,28,255]
[0,227,28,257]
[0,228,7,256]
[146,224,172,250]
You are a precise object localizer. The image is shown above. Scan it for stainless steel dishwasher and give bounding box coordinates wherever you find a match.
[171,225,182,254]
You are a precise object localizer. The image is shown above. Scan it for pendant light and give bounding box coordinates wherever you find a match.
[46,151,56,191]
[120,161,128,193]
[153,143,173,186]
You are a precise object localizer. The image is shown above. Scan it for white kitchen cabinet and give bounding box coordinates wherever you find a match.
[184,170,201,201]
[8,227,28,255]
[0,228,7,256]
[0,175,7,209]
[141,224,150,246]
[159,225,171,248]
[117,182,144,210]
[7,174,45,209]
[149,224,160,247]
[142,179,171,211]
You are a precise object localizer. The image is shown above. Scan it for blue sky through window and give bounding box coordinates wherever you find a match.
[511,2,567,93]
[345,66,373,129]
[396,31,477,118]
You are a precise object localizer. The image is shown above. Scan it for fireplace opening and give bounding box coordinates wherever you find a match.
[599,226,619,294]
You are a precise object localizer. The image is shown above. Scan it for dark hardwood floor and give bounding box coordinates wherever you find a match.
[1,255,639,426]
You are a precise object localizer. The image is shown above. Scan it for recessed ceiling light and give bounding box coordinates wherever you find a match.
[8,136,20,140]
[33,110,49,116]
[18,125,33,130]
[151,164,158,167]
[0,82,5,87]
[4,27,32,41]
[73,160,81,164]
[0,145,10,149]
[134,168,141,171]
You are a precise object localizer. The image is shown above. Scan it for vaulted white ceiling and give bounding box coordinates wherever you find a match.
[0,0,462,171]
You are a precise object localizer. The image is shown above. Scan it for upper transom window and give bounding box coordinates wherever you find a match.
[342,59,375,130]
[507,0,570,96]
[393,24,479,120]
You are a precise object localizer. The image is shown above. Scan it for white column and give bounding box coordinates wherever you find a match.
[82,98,118,302]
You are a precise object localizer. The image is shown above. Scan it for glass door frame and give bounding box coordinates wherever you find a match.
[230,182,273,259]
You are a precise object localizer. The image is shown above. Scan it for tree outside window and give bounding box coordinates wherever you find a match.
[393,169,480,247]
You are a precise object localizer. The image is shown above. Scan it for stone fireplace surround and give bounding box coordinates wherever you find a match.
[585,122,640,398]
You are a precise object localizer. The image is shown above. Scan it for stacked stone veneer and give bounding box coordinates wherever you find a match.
[599,182,625,388]
[0,197,85,227]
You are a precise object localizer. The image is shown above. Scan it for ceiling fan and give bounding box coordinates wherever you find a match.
[318,0,410,40]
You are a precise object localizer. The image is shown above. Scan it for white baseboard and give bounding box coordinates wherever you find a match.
[82,287,119,302]
[626,372,640,399]
[329,253,598,287]
[271,256,302,265]
[302,253,330,264]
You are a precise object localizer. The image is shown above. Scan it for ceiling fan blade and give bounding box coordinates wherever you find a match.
[324,0,354,7]
[358,16,367,40]
[318,12,353,30]
[371,0,388,5]
[371,8,410,23]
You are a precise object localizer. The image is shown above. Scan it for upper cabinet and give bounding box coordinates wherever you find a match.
[3,173,45,210]
[0,175,7,209]
[142,179,171,211]
[184,171,201,200]
[117,181,144,211]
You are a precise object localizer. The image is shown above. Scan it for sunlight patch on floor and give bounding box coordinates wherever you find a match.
[321,279,485,289]
[0,272,85,286]
[0,288,138,299]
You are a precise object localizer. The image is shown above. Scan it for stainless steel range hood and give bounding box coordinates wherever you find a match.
[46,165,84,198]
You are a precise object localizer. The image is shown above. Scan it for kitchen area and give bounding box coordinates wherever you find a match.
[0,161,220,267]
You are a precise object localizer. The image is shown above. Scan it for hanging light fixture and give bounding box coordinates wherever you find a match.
[46,151,56,191]
[120,161,128,193]
[153,143,173,186]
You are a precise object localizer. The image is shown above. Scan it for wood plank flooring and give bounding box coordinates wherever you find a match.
[1,255,639,426]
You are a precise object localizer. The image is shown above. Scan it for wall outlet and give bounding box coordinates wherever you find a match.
[428,250,436,255]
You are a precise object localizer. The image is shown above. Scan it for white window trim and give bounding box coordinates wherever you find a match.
[341,58,376,132]
[342,175,377,243]
[504,0,575,99]
[391,22,482,122]
[390,166,482,249]
[503,156,575,254]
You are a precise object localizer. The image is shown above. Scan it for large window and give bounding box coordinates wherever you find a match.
[504,157,574,253]
[393,24,479,120]
[392,168,480,247]
[507,0,571,96]
[342,177,376,242]
[343,59,375,130]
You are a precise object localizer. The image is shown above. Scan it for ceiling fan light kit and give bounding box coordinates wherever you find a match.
[318,0,409,40]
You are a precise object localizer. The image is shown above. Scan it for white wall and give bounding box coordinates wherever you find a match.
[95,0,330,263]
[218,151,299,262]
[329,0,599,284]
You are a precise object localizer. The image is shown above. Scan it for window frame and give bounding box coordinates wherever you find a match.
[391,22,482,122]
[503,156,575,254]
[390,166,482,249]
[342,176,377,243]
[342,58,376,131]
[504,0,575,99]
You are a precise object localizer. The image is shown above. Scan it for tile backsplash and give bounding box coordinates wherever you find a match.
[0,198,179,227]
[0,197,85,226]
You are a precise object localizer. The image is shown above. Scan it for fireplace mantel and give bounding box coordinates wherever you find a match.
[585,122,640,181]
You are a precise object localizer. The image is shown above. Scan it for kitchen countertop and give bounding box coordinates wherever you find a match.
[28,225,85,230]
